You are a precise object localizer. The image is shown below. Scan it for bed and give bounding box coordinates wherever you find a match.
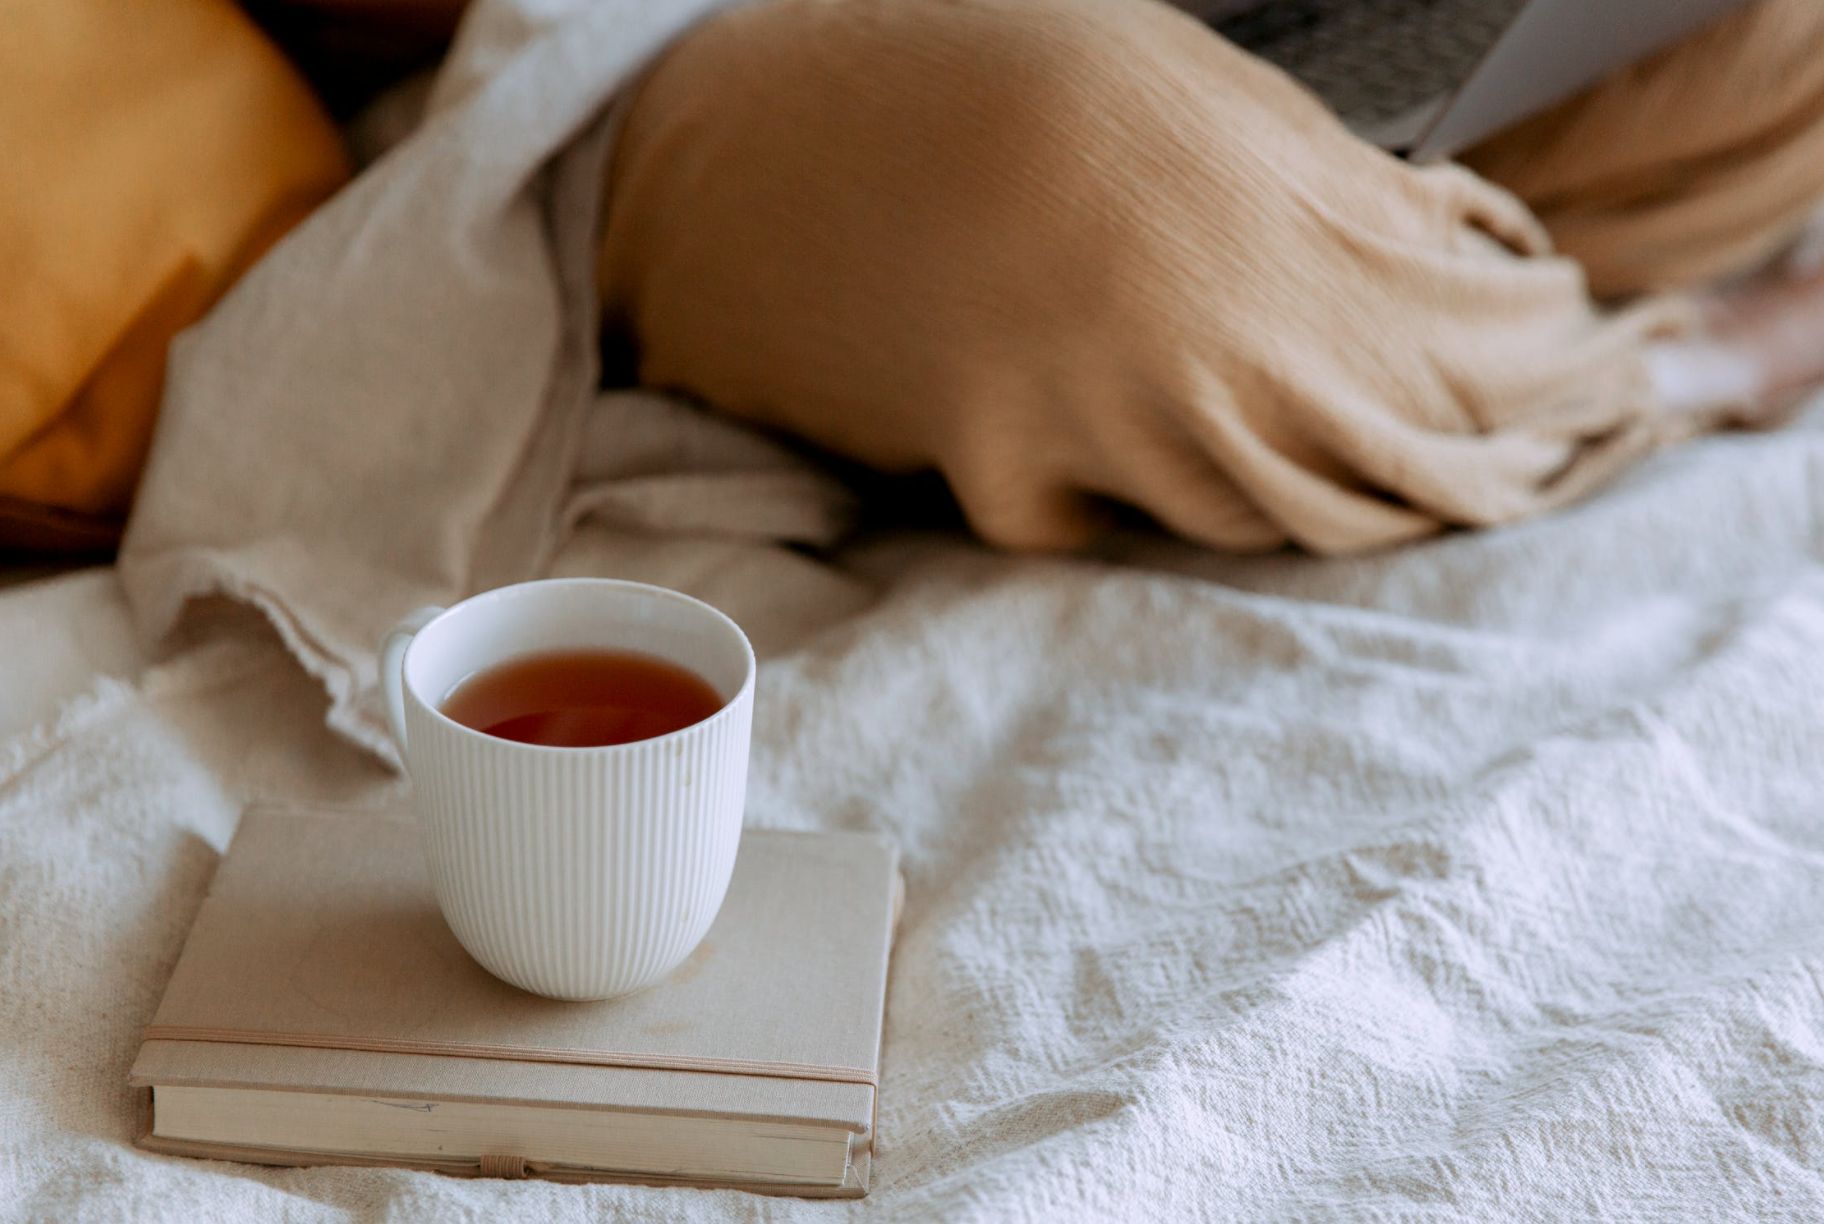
[5,393,1824,1220]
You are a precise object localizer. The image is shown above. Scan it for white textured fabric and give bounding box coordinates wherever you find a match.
[6,401,1824,1219]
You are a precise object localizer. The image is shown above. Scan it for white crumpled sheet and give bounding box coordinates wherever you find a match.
[5,402,1824,1221]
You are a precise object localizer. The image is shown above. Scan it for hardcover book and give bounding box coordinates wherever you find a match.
[130,807,900,1196]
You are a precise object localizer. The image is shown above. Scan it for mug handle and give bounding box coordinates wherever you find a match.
[380,606,445,758]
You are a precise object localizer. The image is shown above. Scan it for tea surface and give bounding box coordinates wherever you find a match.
[440,649,724,747]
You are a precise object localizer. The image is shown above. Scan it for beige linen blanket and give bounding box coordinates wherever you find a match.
[118,0,755,763]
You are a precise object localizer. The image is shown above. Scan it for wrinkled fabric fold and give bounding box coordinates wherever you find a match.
[118,0,740,762]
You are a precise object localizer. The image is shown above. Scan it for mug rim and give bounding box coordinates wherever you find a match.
[402,577,756,756]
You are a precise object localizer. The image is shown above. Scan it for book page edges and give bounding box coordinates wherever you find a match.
[131,1089,869,1199]
[130,1039,874,1134]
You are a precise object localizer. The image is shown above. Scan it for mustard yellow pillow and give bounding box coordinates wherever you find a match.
[0,0,348,550]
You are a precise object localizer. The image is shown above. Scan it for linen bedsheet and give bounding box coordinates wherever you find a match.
[4,396,1824,1221]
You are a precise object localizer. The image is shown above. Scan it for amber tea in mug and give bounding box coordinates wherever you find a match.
[440,648,726,747]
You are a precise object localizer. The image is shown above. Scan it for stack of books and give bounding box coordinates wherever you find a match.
[132,808,900,1196]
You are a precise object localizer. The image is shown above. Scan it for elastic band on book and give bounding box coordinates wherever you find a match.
[140,1025,878,1088]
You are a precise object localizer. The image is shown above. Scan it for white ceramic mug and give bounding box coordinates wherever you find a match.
[379,579,754,1001]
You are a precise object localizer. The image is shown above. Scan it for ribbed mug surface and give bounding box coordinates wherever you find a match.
[384,580,754,1001]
